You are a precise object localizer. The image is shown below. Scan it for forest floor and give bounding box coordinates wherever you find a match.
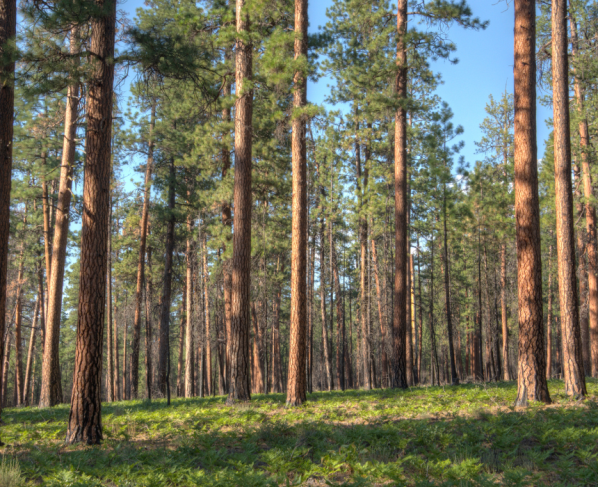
[1,379,597,486]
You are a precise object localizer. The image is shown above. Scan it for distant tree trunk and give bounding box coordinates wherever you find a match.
[330,225,345,391]
[442,187,458,385]
[308,234,316,392]
[546,244,553,380]
[513,0,551,406]
[500,244,510,381]
[24,277,42,405]
[416,242,424,382]
[40,30,80,408]
[202,233,212,396]
[406,207,414,386]
[42,151,52,302]
[106,198,114,402]
[222,84,232,392]
[122,315,129,400]
[573,164,590,376]
[158,159,176,398]
[411,254,418,384]
[2,332,12,407]
[14,250,24,405]
[551,0,586,398]
[0,0,17,423]
[371,238,389,388]
[176,282,187,397]
[145,243,153,400]
[226,0,253,404]
[570,15,598,377]
[319,219,333,390]
[393,0,408,389]
[250,303,263,393]
[114,299,120,401]
[429,240,440,386]
[184,220,195,398]
[131,102,155,399]
[65,0,116,444]
[272,259,283,393]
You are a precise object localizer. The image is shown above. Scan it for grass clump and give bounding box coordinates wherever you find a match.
[0,457,21,487]
[1,379,598,486]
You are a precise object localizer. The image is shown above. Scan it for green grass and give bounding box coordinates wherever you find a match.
[2,379,598,486]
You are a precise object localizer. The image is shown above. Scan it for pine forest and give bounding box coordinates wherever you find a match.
[0,0,598,485]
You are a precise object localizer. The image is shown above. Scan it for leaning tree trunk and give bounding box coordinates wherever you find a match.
[286,0,308,406]
[130,103,155,399]
[551,0,586,398]
[513,0,551,406]
[65,0,116,444]
[393,0,408,389]
[157,159,176,398]
[41,28,80,408]
[226,0,253,404]
[0,0,17,424]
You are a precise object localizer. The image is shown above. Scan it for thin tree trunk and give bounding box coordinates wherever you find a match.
[122,314,128,400]
[500,244,510,380]
[2,332,12,407]
[226,0,253,404]
[551,0,586,398]
[66,0,116,443]
[145,242,153,400]
[131,102,155,399]
[176,282,187,397]
[393,0,408,389]
[442,187,458,385]
[319,220,333,390]
[330,225,345,391]
[184,223,195,398]
[513,0,551,406]
[158,159,176,397]
[14,250,24,405]
[40,29,80,408]
[24,276,42,405]
[547,244,553,380]
[106,197,114,402]
[202,232,212,396]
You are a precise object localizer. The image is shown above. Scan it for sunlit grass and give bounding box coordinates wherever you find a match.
[2,379,597,486]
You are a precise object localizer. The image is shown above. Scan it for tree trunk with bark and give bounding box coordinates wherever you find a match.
[546,244,553,380]
[551,0,586,398]
[176,283,186,397]
[40,29,80,408]
[226,0,253,404]
[158,159,176,397]
[393,0,408,389]
[513,0,551,406]
[14,250,24,405]
[65,0,116,444]
[184,222,195,398]
[24,278,42,405]
[442,188,458,385]
[372,239,389,388]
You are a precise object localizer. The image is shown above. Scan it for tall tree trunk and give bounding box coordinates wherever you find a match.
[546,244,552,380]
[14,250,24,405]
[0,0,16,425]
[65,0,116,443]
[131,102,155,399]
[429,239,440,385]
[251,303,263,393]
[226,0,253,404]
[2,332,12,407]
[184,221,195,398]
[551,0,586,398]
[202,233,212,396]
[222,90,232,393]
[411,254,418,384]
[122,314,128,400]
[114,298,120,401]
[513,0,551,406]
[42,151,52,299]
[39,29,80,409]
[570,15,598,377]
[330,225,345,391]
[442,187,458,385]
[416,242,424,382]
[308,233,316,392]
[393,0,408,389]
[158,159,176,397]
[286,0,308,405]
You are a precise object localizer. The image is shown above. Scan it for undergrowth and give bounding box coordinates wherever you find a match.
[1,379,597,486]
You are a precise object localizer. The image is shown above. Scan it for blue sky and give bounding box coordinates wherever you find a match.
[118,0,552,180]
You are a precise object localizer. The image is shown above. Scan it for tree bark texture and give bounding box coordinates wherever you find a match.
[551,0,586,398]
[513,0,550,406]
[226,0,253,404]
[184,222,195,398]
[65,0,116,444]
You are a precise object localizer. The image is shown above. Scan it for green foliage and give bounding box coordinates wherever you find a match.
[3,381,598,486]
